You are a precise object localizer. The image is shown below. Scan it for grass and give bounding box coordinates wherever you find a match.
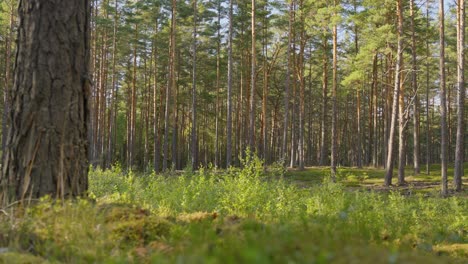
[285,163,468,194]
[0,156,467,263]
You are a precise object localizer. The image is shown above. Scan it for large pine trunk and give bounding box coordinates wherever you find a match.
[1,0,90,203]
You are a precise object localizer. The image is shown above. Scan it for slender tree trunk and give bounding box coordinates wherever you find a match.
[1,0,90,204]
[410,0,420,175]
[425,1,430,175]
[330,0,338,181]
[107,0,118,168]
[262,8,268,163]
[298,0,306,170]
[384,0,403,186]
[454,0,465,191]
[371,54,378,167]
[439,0,448,196]
[248,0,256,151]
[129,25,138,170]
[214,0,221,168]
[226,0,233,167]
[153,18,160,172]
[282,0,293,163]
[191,0,198,170]
[319,37,328,166]
[398,63,406,185]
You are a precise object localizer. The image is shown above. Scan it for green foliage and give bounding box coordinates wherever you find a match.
[1,158,467,263]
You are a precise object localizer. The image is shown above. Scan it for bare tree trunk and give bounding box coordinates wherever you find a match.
[214,0,221,168]
[153,18,160,172]
[384,0,403,186]
[398,64,406,185]
[319,37,328,166]
[439,0,448,196]
[282,0,293,163]
[371,54,378,167]
[248,0,256,151]
[454,0,465,191]
[298,0,306,170]
[410,0,420,175]
[107,0,118,168]
[1,0,90,204]
[425,1,430,175]
[129,25,138,170]
[330,0,338,181]
[226,0,233,167]
[163,0,176,171]
[191,0,198,170]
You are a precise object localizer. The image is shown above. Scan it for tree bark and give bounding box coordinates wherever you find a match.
[454,0,465,191]
[1,0,90,203]
[319,37,328,166]
[248,0,256,151]
[384,0,403,186]
[439,0,448,196]
[410,0,420,175]
[191,0,198,170]
[226,0,233,167]
[330,0,338,181]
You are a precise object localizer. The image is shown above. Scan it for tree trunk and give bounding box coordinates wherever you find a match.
[248,0,256,151]
[282,0,293,163]
[2,1,15,159]
[410,0,420,175]
[439,0,448,196]
[191,0,198,170]
[384,0,403,186]
[425,1,430,175]
[330,0,338,181]
[107,0,118,168]
[163,0,176,171]
[226,0,233,167]
[454,0,465,191]
[319,37,328,166]
[1,0,90,204]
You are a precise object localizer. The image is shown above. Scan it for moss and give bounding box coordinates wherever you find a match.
[434,244,468,258]
[0,252,48,264]
[102,204,173,246]
[177,212,218,223]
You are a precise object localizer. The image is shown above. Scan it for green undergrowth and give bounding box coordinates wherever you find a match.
[285,163,468,192]
[0,155,467,263]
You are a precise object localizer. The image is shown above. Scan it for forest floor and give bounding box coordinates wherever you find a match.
[0,161,467,263]
[284,164,468,196]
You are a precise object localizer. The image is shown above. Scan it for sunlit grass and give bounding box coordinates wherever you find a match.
[0,157,466,263]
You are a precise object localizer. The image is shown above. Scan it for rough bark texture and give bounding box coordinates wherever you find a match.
[1,0,90,204]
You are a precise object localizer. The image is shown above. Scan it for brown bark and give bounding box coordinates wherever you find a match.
[248,0,256,151]
[1,0,90,203]
[384,0,403,186]
[410,0,420,175]
[330,0,338,181]
[439,0,448,196]
[226,0,233,167]
[454,0,465,191]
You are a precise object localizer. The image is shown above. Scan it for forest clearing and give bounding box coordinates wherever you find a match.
[0,0,467,263]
